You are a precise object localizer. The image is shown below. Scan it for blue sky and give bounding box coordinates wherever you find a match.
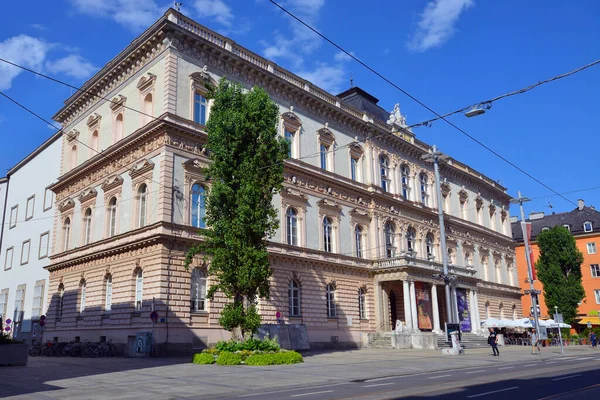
[0,0,599,218]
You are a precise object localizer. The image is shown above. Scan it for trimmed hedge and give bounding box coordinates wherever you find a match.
[245,351,303,366]
[192,352,216,364]
[216,351,243,366]
[215,337,280,353]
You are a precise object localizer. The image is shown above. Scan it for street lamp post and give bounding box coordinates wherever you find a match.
[422,145,455,324]
[510,191,541,336]
[554,305,564,355]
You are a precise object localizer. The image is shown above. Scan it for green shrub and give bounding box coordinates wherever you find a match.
[192,352,216,364]
[245,351,303,366]
[203,348,220,355]
[216,351,242,366]
[215,337,280,353]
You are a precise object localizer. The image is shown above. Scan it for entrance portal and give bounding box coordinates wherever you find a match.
[389,290,397,329]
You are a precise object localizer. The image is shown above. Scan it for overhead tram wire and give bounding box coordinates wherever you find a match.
[267,0,600,224]
[407,59,600,129]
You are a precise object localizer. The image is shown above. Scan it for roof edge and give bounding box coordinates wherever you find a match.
[7,130,62,176]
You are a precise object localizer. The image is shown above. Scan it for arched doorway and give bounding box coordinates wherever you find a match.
[389,290,397,329]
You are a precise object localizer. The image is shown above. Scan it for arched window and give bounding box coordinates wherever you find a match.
[289,279,301,317]
[286,208,298,246]
[91,130,99,153]
[70,145,77,169]
[62,217,71,251]
[326,283,336,318]
[143,93,153,124]
[358,287,367,319]
[115,113,124,142]
[384,221,395,258]
[406,227,416,254]
[83,208,92,245]
[108,197,117,237]
[401,164,410,200]
[135,270,143,311]
[420,173,428,205]
[138,184,148,228]
[105,275,113,312]
[191,183,206,229]
[355,225,363,258]
[80,280,87,313]
[191,268,207,312]
[284,129,294,158]
[379,155,390,193]
[58,284,64,318]
[193,92,208,125]
[425,233,434,260]
[323,217,333,253]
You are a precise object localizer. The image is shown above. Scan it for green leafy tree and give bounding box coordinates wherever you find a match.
[535,226,585,324]
[184,79,288,340]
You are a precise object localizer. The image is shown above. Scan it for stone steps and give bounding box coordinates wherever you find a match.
[437,333,489,349]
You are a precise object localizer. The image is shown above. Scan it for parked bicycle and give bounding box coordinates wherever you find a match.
[28,340,52,357]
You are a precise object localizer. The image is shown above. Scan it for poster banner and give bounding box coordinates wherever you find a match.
[456,289,472,332]
[415,282,433,330]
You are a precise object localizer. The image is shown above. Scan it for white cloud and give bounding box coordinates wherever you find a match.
[0,35,50,90]
[193,0,234,27]
[261,0,326,67]
[46,55,98,79]
[296,62,346,94]
[408,0,474,52]
[69,0,164,31]
[333,51,354,62]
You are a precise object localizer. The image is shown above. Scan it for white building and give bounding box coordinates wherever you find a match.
[0,132,61,341]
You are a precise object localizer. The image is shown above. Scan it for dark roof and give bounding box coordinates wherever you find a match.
[512,205,600,242]
[336,87,390,123]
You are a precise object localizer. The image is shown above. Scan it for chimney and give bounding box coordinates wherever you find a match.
[578,199,584,210]
[529,211,545,220]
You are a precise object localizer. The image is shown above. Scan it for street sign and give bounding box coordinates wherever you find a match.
[553,313,563,324]
[150,311,158,322]
[588,321,593,329]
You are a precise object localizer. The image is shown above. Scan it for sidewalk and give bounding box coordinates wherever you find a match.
[4,345,598,399]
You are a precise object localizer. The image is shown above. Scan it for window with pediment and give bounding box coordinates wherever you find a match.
[190,68,215,126]
[281,188,308,247]
[475,196,483,225]
[458,190,469,220]
[355,225,364,258]
[191,268,208,312]
[83,208,93,245]
[380,155,391,193]
[62,217,71,252]
[406,227,417,255]
[425,233,435,260]
[317,127,335,172]
[108,197,118,237]
[419,173,429,206]
[349,143,364,182]
[384,221,396,258]
[281,111,301,159]
[286,207,298,246]
[289,279,301,317]
[401,164,411,200]
[323,217,334,253]
[191,183,207,229]
[138,73,156,125]
[110,95,126,143]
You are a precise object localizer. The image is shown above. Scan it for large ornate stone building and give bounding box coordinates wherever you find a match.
[43,9,521,353]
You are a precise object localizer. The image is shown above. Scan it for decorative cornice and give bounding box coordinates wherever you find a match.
[281,187,309,201]
[137,72,157,92]
[86,113,102,129]
[101,175,124,192]
[317,198,342,212]
[109,95,127,112]
[66,129,80,143]
[57,198,75,213]
[129,159,155,179]
[79,187,98,203]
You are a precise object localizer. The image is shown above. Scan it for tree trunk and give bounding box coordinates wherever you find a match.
[231,326,243,341]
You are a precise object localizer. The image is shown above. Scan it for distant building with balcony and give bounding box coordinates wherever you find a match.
[512,199,600,328]
[40,8,521,353]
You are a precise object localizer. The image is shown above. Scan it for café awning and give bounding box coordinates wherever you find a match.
[578,316,600,326]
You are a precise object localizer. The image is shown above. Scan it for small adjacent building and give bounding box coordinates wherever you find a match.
[512,199,600,327]
[0,132,61,341]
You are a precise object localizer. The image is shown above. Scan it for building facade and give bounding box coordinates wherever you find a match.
[512,199,600,327]
[0,133,61,341]
[42,9,521,353]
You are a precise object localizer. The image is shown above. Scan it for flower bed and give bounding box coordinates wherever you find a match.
[192,338,303,366]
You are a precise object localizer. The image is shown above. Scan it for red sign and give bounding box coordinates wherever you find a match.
[275,311,281,319]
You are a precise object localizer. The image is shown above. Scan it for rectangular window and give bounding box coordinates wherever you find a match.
[14,286,25,323]
[9,205,18,228]
[4,247,13,270]
[80,283,86,313]
[43,187,53,211]
[26,195,35,220]
[587,242,597,255]
[135,273,143,311]
[584,222,593,232]
[32,281,44,319]
[350,156,358,181]
[284,129,294,158]
[38,232,50,259]
[320,144,329,170]
[105,278,113,312]
[193,92,208,125]
[591,264,600,278]
[20,240,31,265]
[0,289,7,319]
[595,289,600,304]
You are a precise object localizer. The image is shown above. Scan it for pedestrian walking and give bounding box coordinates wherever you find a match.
[591,332,597,348]
[531,329,541,354]
[488,328,499,356]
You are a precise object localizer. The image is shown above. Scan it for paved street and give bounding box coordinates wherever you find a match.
[2,346,599,399]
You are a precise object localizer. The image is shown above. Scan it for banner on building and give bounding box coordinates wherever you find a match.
[415,282,433,330]
[456,289,472,332]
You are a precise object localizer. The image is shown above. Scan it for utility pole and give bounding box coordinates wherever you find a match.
[554,305,564,355]
[511,192,541,335]
[422,145,454,324]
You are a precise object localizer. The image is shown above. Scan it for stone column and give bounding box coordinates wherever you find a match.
[473,290,482,333]
[451,286,460,324]
[382,288,390,331]
[374,281,384,331]
[468,289,477,334]
[431,283,441,334]
[402,280,412,330]
[409,280,420,331]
